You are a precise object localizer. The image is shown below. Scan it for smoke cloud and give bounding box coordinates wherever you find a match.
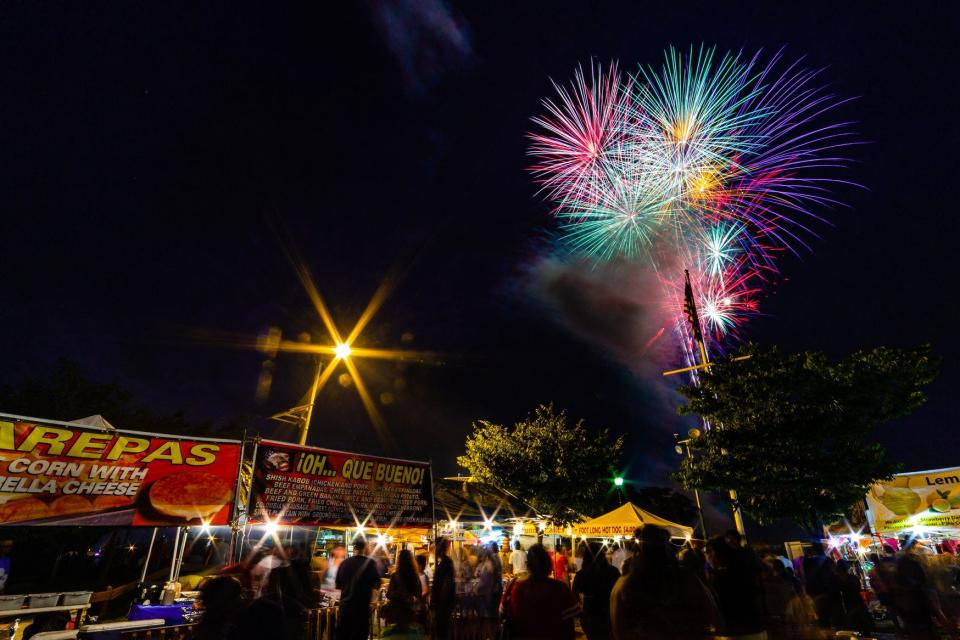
[367,0,474,97]
[528,256,679,373]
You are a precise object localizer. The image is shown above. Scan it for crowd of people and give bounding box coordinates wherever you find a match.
[186,526,960,640]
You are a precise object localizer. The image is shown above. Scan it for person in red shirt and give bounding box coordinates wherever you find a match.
[506,543,580,640]
[553,543,569,584]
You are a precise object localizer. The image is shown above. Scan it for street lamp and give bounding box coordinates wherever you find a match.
[674,428,708,539]
[612,474,626,505]
[259,254,438,449]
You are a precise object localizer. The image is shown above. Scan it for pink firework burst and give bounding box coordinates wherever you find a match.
[528,61,629,207]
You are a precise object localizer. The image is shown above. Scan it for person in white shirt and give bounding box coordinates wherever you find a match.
[509,540,527,576]
[611,543,629,574]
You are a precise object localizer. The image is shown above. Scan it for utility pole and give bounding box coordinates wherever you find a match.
[664,269,748,542]
[674,430,708,540]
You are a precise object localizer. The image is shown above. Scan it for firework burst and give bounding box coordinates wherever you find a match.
[529,45,857,354]
[528,61,629,206]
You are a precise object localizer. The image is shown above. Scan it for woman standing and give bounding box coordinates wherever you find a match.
[383,550,427,637]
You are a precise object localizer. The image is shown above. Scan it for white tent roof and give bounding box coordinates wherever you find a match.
[70,414,116,431]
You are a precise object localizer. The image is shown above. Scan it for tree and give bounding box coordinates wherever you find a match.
[0,358,243,436]
[674,344,938,534]
[457,404,623,525]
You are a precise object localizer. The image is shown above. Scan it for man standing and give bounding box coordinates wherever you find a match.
[509,540,527,577]
[335,538,381,640]
[431,536,455,640]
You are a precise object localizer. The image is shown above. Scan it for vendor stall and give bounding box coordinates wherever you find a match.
[574,502,694,540]
[0,413,243,639]
[866,466,960,549]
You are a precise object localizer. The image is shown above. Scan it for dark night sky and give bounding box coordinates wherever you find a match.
[0,1,957,509]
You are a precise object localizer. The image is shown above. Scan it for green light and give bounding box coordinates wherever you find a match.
[614,476,624,487]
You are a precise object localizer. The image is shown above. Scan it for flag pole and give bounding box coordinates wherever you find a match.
[681,269,748,543]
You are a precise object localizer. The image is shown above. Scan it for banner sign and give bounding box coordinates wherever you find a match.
[0,415,241,526]
[576,522,638,537]
[867,467,960,533]
[248,440,432,528]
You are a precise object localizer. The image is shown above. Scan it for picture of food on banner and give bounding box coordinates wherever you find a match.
[263,450,290,471]
[867,468,960,531]
[0,418,241,526]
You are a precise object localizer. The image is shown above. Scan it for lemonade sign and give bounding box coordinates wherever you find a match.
[867,467,960,532]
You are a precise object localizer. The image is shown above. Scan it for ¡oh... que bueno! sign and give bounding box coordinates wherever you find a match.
[0,415,241,526]
[248,440,432,528]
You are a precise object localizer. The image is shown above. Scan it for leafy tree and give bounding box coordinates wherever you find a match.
[457,404,623,525]
[0,358,243,436]
[674,344,938,534]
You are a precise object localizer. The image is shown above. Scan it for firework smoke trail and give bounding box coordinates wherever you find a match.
[528,45,857,357]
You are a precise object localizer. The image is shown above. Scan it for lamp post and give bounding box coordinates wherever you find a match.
[297,343,351,446]
[674,428,708,540]
[613,475,625,504]
[298,360,323,446]
[270,342,353,447]
[296,343,352,445]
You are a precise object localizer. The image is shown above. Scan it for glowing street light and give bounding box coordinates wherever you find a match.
[613,476,624,487]
[334,342,352,360]
[246,243,441,448]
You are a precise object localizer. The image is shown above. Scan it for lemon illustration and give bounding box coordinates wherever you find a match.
[928,490,950,507]
[932,498,951,513]
[879,487,922,515]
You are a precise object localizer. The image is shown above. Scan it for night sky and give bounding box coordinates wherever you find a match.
[0,2,957,520]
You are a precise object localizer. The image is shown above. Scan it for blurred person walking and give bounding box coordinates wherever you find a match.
[704,536,766,638]
[382,549,426,637]
[505,543,580,639]
[611,525,720,640]
[431,537,456,640]
[572,542,620,640]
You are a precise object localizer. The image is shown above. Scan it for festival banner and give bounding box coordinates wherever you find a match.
[0,414,241,526]
[867,467,960,533]
[248,440,432,528]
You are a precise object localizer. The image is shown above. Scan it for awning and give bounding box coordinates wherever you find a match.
[433,477,539,525]
[575,502,693,539]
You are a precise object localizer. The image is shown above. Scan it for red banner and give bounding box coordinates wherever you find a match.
[0,415,241,526]
[248,440,432,528]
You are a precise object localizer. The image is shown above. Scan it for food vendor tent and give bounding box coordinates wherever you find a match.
[866,466,960,536]
[575,502,693,540]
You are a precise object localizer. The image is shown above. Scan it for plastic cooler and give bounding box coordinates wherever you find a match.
[61,591,93,606]
[27,593,62,608]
